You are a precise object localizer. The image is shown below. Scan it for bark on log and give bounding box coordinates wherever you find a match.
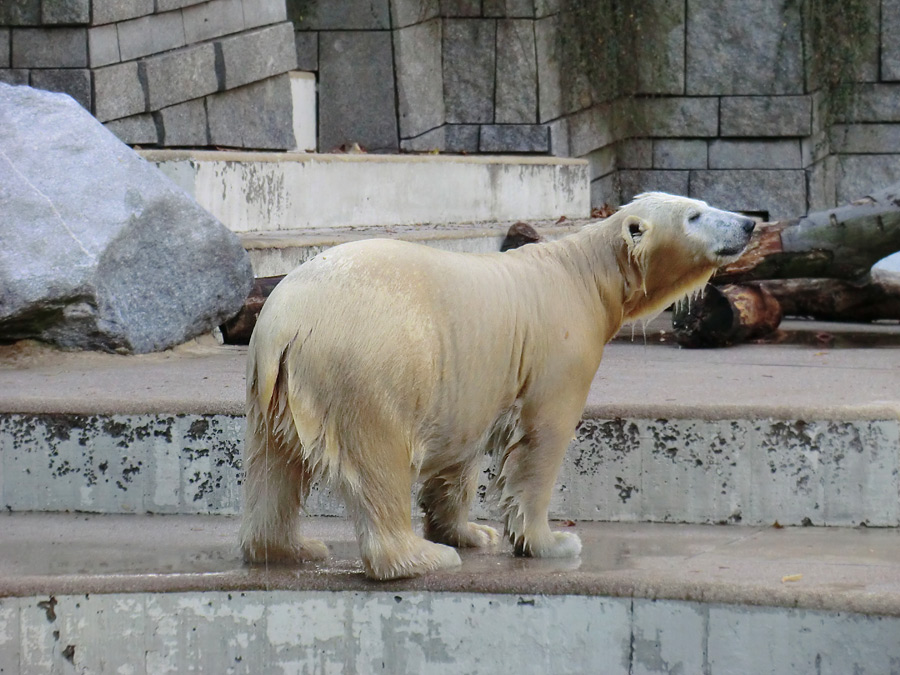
[755,269,900,322]
[715,183,900,283]
[672,284,783,348]
[220,276,283,345]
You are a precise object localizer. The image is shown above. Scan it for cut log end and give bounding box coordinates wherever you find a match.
[672,284,783,348]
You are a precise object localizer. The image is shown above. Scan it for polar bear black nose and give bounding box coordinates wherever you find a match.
[741,218,756,235]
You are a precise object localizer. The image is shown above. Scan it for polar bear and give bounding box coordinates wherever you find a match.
[240,192,755,580]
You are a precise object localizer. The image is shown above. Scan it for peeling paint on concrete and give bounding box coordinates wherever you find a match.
[1,592,898,674]
[2,413,898,526]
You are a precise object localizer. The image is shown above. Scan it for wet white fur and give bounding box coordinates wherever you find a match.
[240,192,754,580]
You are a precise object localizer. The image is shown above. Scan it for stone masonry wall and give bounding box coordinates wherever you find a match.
[292,0,900,216]
[0,0,298,149]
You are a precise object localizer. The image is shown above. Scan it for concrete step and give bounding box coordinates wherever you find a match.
[239,221,584,277]
[0,512,898,673]
[2,319,899,527]
[141,150,591,234]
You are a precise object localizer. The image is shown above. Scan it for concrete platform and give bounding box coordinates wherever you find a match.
[1,513,899,673]
[2,320,899,526]
[239,221,584,277]
[141,150,590,233]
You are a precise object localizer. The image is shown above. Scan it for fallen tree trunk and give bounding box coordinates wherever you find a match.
[220,276,283,345]
[715,183,900,283]
[672,284,783,348]
[755,268,900,322]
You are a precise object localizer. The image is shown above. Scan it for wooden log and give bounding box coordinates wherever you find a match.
[715,182,900,283]
[755,269,900,322]
[672,284,783,348]
[500,221,544,251]
[222,224,549,345]
[220,276,283,345]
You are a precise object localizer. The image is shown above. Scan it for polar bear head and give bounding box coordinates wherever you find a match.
[612,192,756,320]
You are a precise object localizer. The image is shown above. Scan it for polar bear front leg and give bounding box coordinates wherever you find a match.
[419,461,500,548]
[497,420,582,559]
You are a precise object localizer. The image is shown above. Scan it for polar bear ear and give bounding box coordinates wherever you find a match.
[622,215,651,251]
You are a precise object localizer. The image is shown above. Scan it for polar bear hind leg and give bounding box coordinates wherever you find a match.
[240,372,328,564]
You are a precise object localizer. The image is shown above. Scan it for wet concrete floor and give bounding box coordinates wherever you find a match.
[2,513,899,618]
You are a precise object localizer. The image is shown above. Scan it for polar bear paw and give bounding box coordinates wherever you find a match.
[242,536,330,564]
[518,531,582,558]
[364,538,462,580]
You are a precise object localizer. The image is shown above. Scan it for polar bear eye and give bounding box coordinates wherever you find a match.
[688,212,701,223]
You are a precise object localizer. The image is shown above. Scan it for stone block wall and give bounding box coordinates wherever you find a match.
[1,0,297,149]
[291,0,900,216]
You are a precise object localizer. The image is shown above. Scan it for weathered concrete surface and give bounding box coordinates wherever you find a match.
[1,321,899,526]
[239,221,585,276]
[142,150,591,232]
[0,84,253,353]
[0,514,899,674]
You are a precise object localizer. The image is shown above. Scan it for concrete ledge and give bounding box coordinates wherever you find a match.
[140,150,591,232]
[2,325,899,526]
[0,514,899,673]
[239,221,585,276]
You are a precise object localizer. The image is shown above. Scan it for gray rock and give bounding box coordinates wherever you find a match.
[391,0,439,27]
[157,98,208,146]
[689,169,807,220]
[882,0,900,81]
[617,139,653,169]
[479,124,549,152]
[206,74,296,150]
[440,0,480,17]
[496,19,537,123]
[93,61,145,122]
[719,96,811,137]
[635,0,684,95]
[140,43,218,111]
[619,170,689,203]
[116,11,186,62]
[0,69,29,85]
[708,140,801,170]
[445,124,479,152]
[0,31,8,68]
[534,15,562,122]
[11,28,87,68]
[443,19,495,124]
[242,0,288,27]
[29,68,91,110]
[399,126,445,152]
[294,31,317,71]
[0,84,252,353]
[836,155,900,205]
[831,124,900,154]
[685,0,803,95]
[318,31,397,152]
[182,0,244,43]
[0,0,40,24]
[567,104,614,157]
[394,19,444,138]
[296,0,389,29]
[847,84,900,122]
[156,0,207,10]
[40,0,89,24]
[652,139,707,169]
[641,97,718,137]
[217,23,297,90]
[104,113,159,144]
[90,0,154,25]
[87,25,120,67]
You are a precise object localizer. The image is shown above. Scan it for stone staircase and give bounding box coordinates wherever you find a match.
[1,151,900,672]
[140,149,592,276]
